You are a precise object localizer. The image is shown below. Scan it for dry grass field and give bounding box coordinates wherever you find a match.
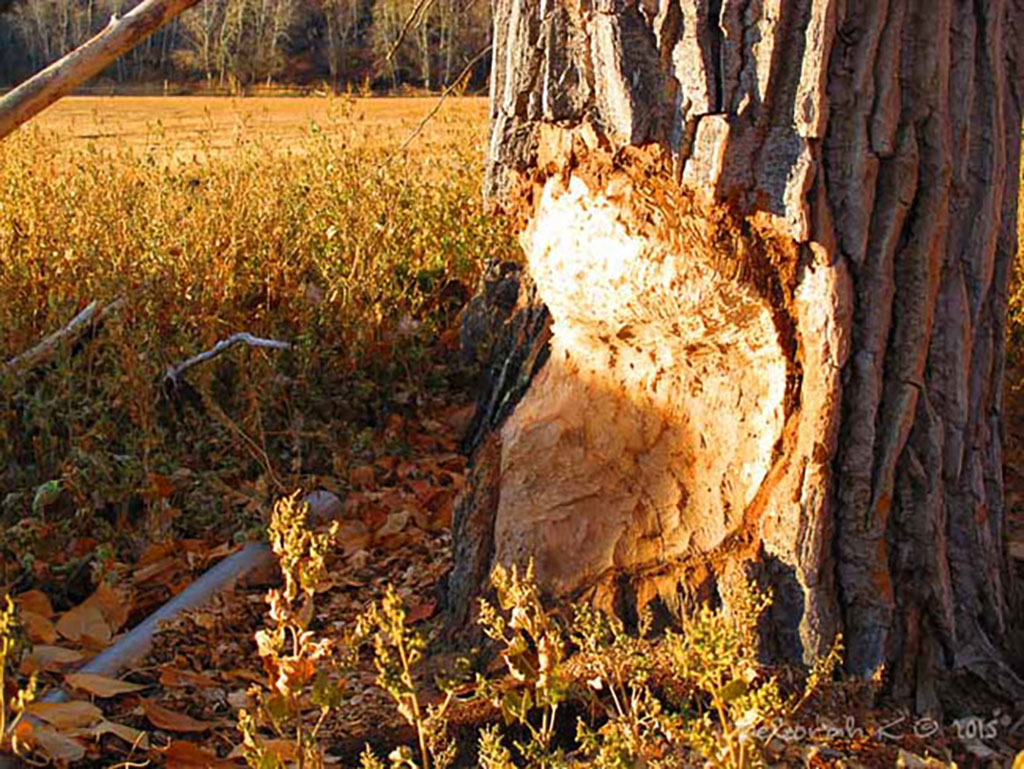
[29,95,490,162]
[0,94,524,767]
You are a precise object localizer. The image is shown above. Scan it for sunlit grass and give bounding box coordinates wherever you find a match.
[0,98,512,577]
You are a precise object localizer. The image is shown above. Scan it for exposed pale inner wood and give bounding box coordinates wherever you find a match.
[494,174,787,600]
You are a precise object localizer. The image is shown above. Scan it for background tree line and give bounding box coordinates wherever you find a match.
[0,0,491,91]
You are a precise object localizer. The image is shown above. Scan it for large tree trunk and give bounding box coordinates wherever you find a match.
[450,0,1024,710]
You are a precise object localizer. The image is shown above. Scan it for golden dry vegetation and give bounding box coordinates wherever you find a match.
[0,95,508,574]
[30,95,490,162]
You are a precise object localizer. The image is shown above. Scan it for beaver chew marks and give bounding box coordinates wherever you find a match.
[492,173,788,603]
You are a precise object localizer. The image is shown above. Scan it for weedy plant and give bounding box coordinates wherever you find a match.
[570,604,677,768]
[358,585,467,769]
[239,493,350,769]
[661,580,782,768]
[477,562,570,767]
[663,577,842,769]
[475,723,517,769]
[0,596,36,759]
[472,564,842,769]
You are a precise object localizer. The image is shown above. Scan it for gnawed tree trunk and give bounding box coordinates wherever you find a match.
[450,0,1024,710]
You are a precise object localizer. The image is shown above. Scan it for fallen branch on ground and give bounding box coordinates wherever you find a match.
[163,332,292,389]
[1,298,124,377]
[0,492,338,769]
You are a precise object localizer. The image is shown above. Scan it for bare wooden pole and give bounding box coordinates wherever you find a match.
[0,0,203,141]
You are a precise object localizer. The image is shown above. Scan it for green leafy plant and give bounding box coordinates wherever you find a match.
[661,577,842,769]
[475,567,842,769]
[238,493,350,769]
[476,724,516,769]
[571,604,677,768]
[660,578,778,768]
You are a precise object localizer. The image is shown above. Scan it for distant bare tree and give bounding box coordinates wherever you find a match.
[176,0,219,82]
[319,0,360,90]
[0,0,488,89]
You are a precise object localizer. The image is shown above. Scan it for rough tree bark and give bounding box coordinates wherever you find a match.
[450,0,1024,710]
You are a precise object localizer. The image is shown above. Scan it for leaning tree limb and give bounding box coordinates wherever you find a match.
[0,0,205,141]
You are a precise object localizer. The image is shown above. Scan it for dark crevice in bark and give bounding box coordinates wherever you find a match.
[707,0,725,112]
[462,0,1024,710]
[458,263,551,457]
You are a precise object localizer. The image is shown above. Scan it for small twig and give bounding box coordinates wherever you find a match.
[1,297,124,377]
[398,45,491,153]
[163,332,292,388]
[385,0,435,64]
[201,389,285,491]
[379,44,492,170]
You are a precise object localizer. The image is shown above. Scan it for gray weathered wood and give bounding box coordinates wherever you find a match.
[0,0,203,141]
[1,298,123,377]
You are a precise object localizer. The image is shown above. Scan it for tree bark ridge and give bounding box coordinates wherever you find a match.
[454,0,1024,707]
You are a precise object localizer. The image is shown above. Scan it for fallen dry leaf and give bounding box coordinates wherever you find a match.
[146,472,175,501]
[163,739,239,768]
[20,610,58,644]
[347,549,370,569]
[66,672,146,697]
[19,644,85,674]
[159,666,219,689]
[203,541,238,563]
[11,720,35,753]
[405,598,437,625]
[226,668,265,686]
[396,460,418,479]
[406,478,433,500]
[133,556,182,585]
[430,493,454,529]
[26,700,103,729]
[376,454,398,472]
[375,510,410,539]
[87,720,150,749]
[142,699,211,733]
[441,403,476,436]
[349,465,376,488]
[226,688,251,711]
[137,540,177,566]
[228,737,297,762]
[56,604,111,646]
[335,519,371,555]
[82,582,130,632]
[33,725,86,763]
[15,589,53,617]
[361,503,389,531]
